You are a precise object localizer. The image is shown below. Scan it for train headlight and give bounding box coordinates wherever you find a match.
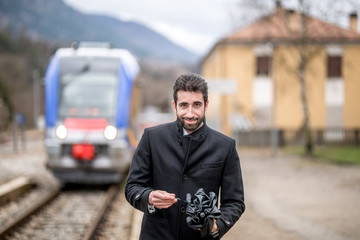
[104,125,117,140]
[55,125,67,139]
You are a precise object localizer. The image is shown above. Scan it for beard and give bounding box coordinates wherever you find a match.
[177,114,204,133]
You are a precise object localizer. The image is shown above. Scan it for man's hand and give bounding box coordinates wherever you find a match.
[211,219,218,233]
[148,190,178,209]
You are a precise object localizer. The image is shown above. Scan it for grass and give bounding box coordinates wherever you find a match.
[284,145,360,165]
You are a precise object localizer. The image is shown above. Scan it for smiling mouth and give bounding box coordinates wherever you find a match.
[183,118,198,123]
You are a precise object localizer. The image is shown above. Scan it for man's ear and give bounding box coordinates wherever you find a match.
[205,101,209,111]
[172,101,176,112]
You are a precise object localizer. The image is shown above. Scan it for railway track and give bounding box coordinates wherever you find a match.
[0,179,61,238]
[0,180,132,240]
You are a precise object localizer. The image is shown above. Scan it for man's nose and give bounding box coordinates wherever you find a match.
[185,106,195,117]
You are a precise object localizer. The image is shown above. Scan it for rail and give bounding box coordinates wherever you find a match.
[82,184,121,240]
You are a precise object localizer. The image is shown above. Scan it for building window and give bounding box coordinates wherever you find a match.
[256,56,271,76]
[327,56,342,78]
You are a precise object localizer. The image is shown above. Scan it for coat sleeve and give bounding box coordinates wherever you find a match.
[125,129,154,213]
[217,139,245,238]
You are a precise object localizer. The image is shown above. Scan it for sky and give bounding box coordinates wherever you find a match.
[63,0,360,56]
[62,0,246,55]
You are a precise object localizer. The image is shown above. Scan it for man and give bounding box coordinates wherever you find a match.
[125,73,245,239]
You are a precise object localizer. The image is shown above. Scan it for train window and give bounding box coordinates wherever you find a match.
[58,73,117,119]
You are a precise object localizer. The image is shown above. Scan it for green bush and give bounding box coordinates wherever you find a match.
[284,146,360,165]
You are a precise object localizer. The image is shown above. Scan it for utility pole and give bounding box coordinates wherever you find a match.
[33,69,40,129]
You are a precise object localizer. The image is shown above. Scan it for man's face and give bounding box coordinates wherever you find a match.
[172,90,208,134]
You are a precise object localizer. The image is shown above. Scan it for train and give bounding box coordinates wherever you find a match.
[44,42,141,184]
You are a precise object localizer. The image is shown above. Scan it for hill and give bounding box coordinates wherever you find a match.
[0,0,199,63]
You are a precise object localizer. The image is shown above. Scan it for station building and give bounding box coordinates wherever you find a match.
[201,3,360,138]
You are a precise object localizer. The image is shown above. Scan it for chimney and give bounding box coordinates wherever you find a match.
[349,12,358,33]
[286,9,297,32]
[275,0,282,11]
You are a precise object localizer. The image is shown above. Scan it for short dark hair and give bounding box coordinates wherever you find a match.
[173,73,208,104]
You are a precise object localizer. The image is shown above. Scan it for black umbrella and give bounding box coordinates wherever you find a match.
[185,188,221,237]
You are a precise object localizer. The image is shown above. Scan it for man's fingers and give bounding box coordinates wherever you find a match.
[154,191,176,200]
[154,202,176,209]
[151,190,177,209]
[153,196,177,205]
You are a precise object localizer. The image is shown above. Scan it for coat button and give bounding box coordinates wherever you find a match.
[135,194,140,200]
[183,175,188,180]
[180,207,186,213]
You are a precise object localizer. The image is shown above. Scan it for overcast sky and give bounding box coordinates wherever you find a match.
[63,0,360,56]
[62,0,250,55]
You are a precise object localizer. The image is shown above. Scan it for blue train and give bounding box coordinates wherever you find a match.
[44,42,140,184]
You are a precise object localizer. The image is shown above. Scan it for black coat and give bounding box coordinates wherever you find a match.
[125,120,245,240]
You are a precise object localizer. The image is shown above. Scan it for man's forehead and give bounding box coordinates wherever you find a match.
[177,91,204,103]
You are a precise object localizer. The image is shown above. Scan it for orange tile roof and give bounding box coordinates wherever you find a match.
[223,8,360,43]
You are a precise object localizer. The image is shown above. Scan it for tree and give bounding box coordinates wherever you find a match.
[0,27,54,129]
[0,78,14,131]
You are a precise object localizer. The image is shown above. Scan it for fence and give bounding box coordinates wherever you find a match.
[234,128,360,147]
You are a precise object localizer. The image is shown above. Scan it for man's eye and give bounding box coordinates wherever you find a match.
[194,103,202,107]
[179,103,187,108]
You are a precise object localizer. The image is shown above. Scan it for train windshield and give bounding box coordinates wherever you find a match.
[58,57,120,120]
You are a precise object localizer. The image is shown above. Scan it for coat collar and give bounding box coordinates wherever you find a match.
[175,119,207,141]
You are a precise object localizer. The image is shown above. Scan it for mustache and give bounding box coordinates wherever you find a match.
[182,117,199,121]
